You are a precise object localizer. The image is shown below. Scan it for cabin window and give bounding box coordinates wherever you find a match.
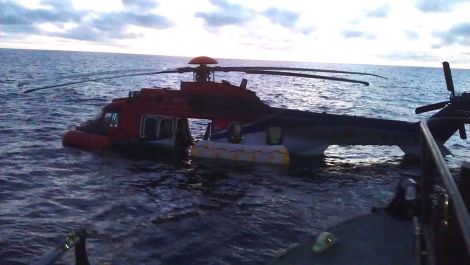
[144,117,158,138]
[110,113,119,128]
[159,118,174,139]
[228,123,242,144]
[266,126,283,145]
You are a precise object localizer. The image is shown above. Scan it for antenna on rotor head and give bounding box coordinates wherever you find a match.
[188,56,218,82]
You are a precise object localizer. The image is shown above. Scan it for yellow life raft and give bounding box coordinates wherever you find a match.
[191,140,290,165]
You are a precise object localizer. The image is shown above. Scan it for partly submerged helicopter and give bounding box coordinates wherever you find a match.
[24,57,470,164]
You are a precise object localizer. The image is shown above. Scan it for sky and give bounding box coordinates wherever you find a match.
[1,0,469,68]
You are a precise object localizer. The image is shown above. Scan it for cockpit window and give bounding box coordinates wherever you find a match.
[110,113,119,128]
[104,113,112,127]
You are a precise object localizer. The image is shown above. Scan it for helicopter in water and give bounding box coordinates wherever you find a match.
[23,57,470,164]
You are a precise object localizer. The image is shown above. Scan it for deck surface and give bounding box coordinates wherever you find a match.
[271,210,417,265]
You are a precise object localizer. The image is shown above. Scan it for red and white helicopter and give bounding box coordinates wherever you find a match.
[24,57,470,164]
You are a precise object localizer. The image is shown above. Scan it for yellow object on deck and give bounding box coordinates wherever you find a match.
[191,140,290,165]
[312,232,337,253]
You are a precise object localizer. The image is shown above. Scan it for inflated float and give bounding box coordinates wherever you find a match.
[191,140,289,165]
[63,130,112,150]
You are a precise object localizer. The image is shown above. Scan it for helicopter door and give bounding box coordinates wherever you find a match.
[176,118,192,145]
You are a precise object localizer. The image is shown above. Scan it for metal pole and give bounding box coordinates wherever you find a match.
[420,122,470,254]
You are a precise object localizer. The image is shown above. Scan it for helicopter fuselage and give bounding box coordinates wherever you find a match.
[65,80,427,157]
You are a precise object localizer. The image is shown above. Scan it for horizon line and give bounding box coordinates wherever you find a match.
[1,46,468,70]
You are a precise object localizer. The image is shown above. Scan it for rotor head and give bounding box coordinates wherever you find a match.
[188,56,218,65]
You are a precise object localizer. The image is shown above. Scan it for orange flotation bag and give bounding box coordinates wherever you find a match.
[63,130,112,150]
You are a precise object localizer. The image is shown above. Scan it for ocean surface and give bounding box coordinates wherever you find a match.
[0,48,469,265]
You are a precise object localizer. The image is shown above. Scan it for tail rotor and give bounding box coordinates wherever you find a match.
[443,61,455,97]
[416,61,469,140]
[414,61,456,115]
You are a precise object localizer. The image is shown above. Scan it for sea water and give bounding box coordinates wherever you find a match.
[0,48,469,264]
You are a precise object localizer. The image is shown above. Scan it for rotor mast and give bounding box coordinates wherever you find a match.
[188,56,218,82]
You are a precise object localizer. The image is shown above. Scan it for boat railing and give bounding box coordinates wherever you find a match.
[418,121,470,264]
[30,228,94,265]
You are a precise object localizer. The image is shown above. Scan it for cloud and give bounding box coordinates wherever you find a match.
[195,2,302,31]
[365,4,390,18]
[263,7,299,28]
[341,30,376,39]
[1,24,39,35]
[0,0,82,26]
[416,0,466,13]
[433,22,470,46]
[0,0,173,42]
[195,0,255,27]
[404,30,419,40]
[53,26,106,41]
[92,12,172,32]
[301,26,316,35]
[55,12,172,41]
[122,0,158,12]
[53,24,141,41]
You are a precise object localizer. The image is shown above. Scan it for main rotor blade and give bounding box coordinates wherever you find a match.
[443,61,455,95]
[175,67,197,73]
[212,66,387,79]
[17,68,156,88]
[415,101,449,114]
[240,69,370,86]
[23,70,179,93]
